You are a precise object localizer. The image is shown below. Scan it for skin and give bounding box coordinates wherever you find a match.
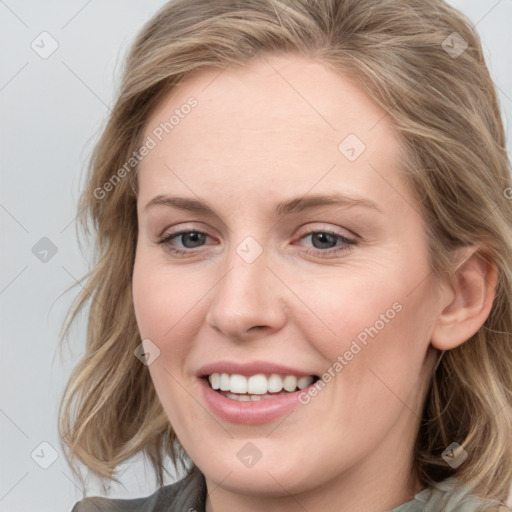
[131,53,497,512]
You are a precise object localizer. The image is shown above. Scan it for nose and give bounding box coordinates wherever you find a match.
[204,245,287,341]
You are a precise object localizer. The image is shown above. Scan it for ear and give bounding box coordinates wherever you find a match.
[431,243,498,351]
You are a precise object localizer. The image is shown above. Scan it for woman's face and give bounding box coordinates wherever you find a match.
[132,54,442,500]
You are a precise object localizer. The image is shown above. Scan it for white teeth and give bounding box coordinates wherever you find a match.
[219,373,230,391]
[223,390,293,401]
[247,374,268,394]
[297,376,314,389]
[229,374,247,394]
[210,373,220,390]
[268,374,283,393]
[207,372,316,395]
[283,375,297,392]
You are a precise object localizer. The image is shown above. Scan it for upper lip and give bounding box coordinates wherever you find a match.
[197,360,318,378]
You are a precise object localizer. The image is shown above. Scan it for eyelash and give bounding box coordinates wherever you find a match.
[157,228,357,257]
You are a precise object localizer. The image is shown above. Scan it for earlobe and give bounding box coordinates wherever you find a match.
[430,243,498,352]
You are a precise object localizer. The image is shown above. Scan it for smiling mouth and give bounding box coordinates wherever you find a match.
[204,372,320,401]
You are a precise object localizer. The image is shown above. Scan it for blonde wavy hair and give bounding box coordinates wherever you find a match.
[58,0,512,507]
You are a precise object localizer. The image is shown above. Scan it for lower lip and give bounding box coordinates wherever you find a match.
[199,377,314,425]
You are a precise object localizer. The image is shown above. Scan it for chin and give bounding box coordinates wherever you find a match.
[192,440,326,497]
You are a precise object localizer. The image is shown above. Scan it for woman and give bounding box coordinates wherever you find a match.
[60,0,512,510]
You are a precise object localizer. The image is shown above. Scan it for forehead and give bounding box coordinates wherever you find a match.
[138,54,409,215]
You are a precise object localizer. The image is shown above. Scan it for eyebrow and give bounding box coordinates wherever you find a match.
[143,193,383,217]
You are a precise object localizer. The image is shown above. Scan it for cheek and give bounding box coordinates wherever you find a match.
[294,272,406,351]
[132,254,205,347]
[289,279,433,458]
[132,257,206,431]
[298,266,433,394]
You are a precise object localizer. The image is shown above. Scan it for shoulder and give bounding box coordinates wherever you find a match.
[401,478,500,512]
[70,465,206,512]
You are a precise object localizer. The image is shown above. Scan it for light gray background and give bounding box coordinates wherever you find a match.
[1,1,511,511]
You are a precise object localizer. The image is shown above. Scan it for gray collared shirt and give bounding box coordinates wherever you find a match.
[71,466,491,511]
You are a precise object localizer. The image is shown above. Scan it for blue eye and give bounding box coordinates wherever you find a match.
[158,229,357,257]
[299,231,357,255]
[158,230,211,256]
